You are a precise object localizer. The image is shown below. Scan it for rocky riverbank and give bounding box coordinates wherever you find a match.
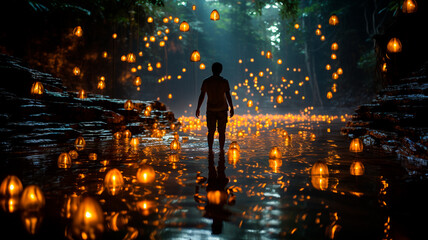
[0,54,178,152]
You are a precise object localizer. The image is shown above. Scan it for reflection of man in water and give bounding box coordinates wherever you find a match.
[196,62,234,153]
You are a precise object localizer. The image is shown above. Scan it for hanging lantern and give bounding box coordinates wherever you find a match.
[73,67,81,76]
[136,165,156,184]
[350,160,365,176]
[331,42,339,51]
[207,190,227,205]
[190,50,201,62]
[327,91,333,99]
[73,26,83,37]
[386,38,402,53]
[97,80,105,90]
[75,136,86,151]
[124,100,134,110]
[133,76,142,87]
[329,14,339,25]
[349,138,363,153]
[0,175,23,197]
[210,9,220,21]
[265,51,272,59]
[247,100,253,108]
[402,0,418,13]
[104,168,124,196]
[20,185,45,212]
[72,197,104,239]
[58,152,72,169]
[269,146,282,159]
[77,89,86,99]
[30,81,44,95]
[276,95,284,104]
[170,139,181,151]
[311,161,329,177]
[179,21,190,32]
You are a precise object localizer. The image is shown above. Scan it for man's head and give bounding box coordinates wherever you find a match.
[212,62,222,75]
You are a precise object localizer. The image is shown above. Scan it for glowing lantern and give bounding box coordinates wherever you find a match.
[227,148,240,164]
[147,17,153,23]
[120,55,127,61]
[269,146,282,159]
[337,68,343,75]
[331,53,337,60]
[112,33,117,39]
[73,26,83,37]
[156,62,162,68]
[133,76,142,87]
[127,53,136,63]
[168,93,173,99]
[163,17,169,23]
[326,64,331,70]
[97,80,105,90]
[402,0,417,13]
[210,9,220,21]
[159,41,165,47]
[277,59,282,64]
[207,190,227,205]
[199,63,206,70]
[179,21,190,32]
[75,136,86,151]
[294,23,300,29]
[58,152,72,169]
[174,17,180,23]
[72,197,104,239]
[0,175,23,197]
[170,139,181,151]
[136,200,157,216]
[136,165,156,184]
[30,81,44,95]
[190,50,201,62]
[331,42,339,51]
[291,36,295,41]
[88,153,97,160]
[20,185,45,211]
[130,137,139,147]
[315,29,321,35]
[78,89,86,99]
[329,14,339,26]
[332,72,339,80]
[349,138,363,153]
[265,51,272,59]
[269,159,282,173]
[124,100,134,110]
[320,35,325,41]
[123,130,132,139]
[276,95,284,104]
[69,150,78,159]
[229,141,240,151]
[327,91,333,99]
[311,161,329,177]
[148,65,153,71]
[113,132,122,140]
[247,100,253,108]
[386,38,402,53]
[149,36,156,42]
[104,169,124,196]
[350,160,365,176]
[311,175,328,191]
[73,67,81,76]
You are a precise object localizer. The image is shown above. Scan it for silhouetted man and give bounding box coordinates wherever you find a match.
[196,62,234,153]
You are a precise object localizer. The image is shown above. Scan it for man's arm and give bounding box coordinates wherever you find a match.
[225,91,234,118]
[196,91,205,118]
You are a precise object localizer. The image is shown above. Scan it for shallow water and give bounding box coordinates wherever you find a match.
[0,114,425,239]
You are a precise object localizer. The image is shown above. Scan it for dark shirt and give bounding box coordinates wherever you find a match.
[201,75,230,112]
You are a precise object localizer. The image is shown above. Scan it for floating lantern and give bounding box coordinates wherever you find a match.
[162,17,169,23]
[332,72,339,80]
[199,63,206,70]
[311,161,329,177]
[320,35,325,41]
[269,146,282,159]
[73,67,81,76]
[0,175,23,197]
[386,38,402,53]
[30,81,44,95]
[265,51,272,59]
[136,165,156,184]
[276,95,284,104]
[229,141,240,151]
[72,197,104,239]
[170,139,181,151]
[179,21,190,32]
[69,150,78,159]
[277,59,282,64]
[210,9,220,21]
[73,26,83,37]
[311,175,328,191]
[159,41,165,47]
[350,160,365,176]
[104,169,124,196]
[174,17,180,23]
[149,36,156,42]
[102,51,108,58]
[130,137,139,147]
[337,68,343,75]
[113,132,122,140]
[329,14,339,25]
[402,0,417,13]
[315,29,321,36]
[294,23,299,29]
[156,62,162,68]
[147,17,153,23]
[120,55,127,61]
[331,53,337,60]
[269,159,282,173]
[133,76,142,87]
[58,152,72,169]
[112,33,117,39]
[291,36,295,41]
[124,100,134,110]
[88,153,97,160]
[227,148,240,164]
[97,80,105,90]
[247,100,253,108]
[326,64,331,70]
[144,109,151,117]
[78,89,86,99]
[190,50,201,62]
[75,136,86,151]
[148,65,153,71]
[168,93,173,99]
[207,190,227,205]
[127,53,136,63]
[349,138,363,153]
[331,42,339,51]
[20,185,45,212]
[327,91,333,99]
[123,130,132,139]
[136,200,157,216]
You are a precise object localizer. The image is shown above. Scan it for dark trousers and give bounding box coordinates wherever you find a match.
[206,111,228,150]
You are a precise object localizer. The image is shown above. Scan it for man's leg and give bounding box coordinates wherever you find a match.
[218,111,228,152]
[206,111,215,152]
